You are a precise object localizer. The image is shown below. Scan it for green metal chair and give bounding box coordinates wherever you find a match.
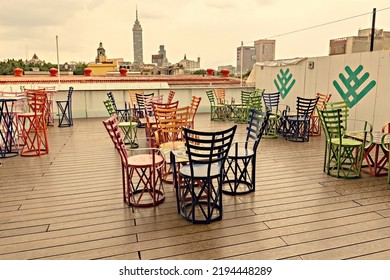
[381,133,390,183]
[318,108,368,178]
[206,90,225,121]
[103,99,139,148]
[262,91,280,138]
[325,101,349,130]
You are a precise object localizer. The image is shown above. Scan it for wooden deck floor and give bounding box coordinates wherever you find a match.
[1,113,390,260]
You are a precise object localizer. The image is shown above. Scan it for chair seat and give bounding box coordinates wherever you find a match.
[228,147,254,158]
[331,138,363,146]
[19,112,43,117]
[286,115,307,122]
[180,163,221,178]
[128,154,164,168]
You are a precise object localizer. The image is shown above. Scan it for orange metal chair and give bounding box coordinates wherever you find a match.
[38,86,56,126]
[189,96,201,128]
[310,92,331,136]
[18,89,49,156]
[103,114,165,207]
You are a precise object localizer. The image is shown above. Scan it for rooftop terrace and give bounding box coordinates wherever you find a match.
[1,114,390,260]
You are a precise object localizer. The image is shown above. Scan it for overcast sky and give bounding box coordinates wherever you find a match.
[0,0,389,69]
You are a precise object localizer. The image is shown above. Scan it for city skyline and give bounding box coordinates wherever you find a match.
[0,1,389,69]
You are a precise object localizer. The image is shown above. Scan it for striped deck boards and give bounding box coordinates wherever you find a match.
[0,113,389,260]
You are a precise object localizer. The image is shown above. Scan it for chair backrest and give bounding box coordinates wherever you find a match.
[183,125,236,177]
[249,93,263,111]
[152,101,179,114]
[167,90,175,103]
[214,88,226,104]
[245,109,269,152]
[107,92,118,111]
[241,91,254,106]
[262,92,280,114]
[25,89,47,115]
[154,106,191,144]
[144,95,163,116]
[296,96,319,118]
[66,87,74,102]
[325,101,349,130]
[382,122,390,133]
[189,96,201,126]
[136,92,154,110]
[103,99,116,116]
[128,90,143,108]
[102,114,128,165]
[206,90,216,106]
[317,108,344,142]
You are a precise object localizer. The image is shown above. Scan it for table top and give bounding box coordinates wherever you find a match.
[159,141,187,163]
[0,96,27,102]
[347,131,385,145]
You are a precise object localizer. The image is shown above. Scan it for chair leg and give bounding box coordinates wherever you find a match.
[222,156,254,195]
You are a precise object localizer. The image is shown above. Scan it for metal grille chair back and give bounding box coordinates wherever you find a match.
[310,92,332,136]
[56,86,73,127]
[223,109,269,194]
[171,125,237,224]
[206,90,224,121]
[167,90,175,103]
[284,96,319,142]
[262,91,280,138]
[189,96,201,128]
[19,89,49,156]
[103,114,165,206]
[318,108,367,178]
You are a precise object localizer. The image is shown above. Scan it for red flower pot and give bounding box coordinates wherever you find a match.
[49,68,58,77]
[84,68,92,76]
[221,69,230,77]
[206,68,215,76]
[119,68,127,76]
[13,68,23,77]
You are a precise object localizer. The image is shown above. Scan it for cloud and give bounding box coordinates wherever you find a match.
[0,1,91,27]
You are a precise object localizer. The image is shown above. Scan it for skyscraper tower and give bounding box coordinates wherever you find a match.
[132,8,143,64]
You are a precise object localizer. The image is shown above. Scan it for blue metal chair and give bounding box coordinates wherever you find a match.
[56,87,73,127]
[283,96,319,142]
[223,109,269,195]
[171,125,236,224]
[107,91,130,122]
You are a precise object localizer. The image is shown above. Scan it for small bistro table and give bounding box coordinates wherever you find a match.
[347,131,388,176]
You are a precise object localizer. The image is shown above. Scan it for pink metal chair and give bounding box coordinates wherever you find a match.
[103,114,165,207]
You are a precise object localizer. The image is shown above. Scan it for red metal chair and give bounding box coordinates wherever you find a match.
[103,114,165,207]
[167,90,175,103]
[18,89,49,156]
[381,122,390,133]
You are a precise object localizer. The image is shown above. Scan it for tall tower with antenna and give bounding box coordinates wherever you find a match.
[132,7,143,65]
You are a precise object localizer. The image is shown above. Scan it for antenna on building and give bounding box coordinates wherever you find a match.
[370,8,376,52]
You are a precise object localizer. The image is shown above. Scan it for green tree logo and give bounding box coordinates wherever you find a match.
[274,68,296,99]
[333,65,376,108]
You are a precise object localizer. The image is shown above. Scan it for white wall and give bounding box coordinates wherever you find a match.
[253,50,390,130]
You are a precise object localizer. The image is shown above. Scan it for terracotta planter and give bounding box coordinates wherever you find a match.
[206,68,215,76]
[221,69,230,77]
[13,68,23,77]
[83,68,92,76]
[119,68,127,76]
[49,68,58,77]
